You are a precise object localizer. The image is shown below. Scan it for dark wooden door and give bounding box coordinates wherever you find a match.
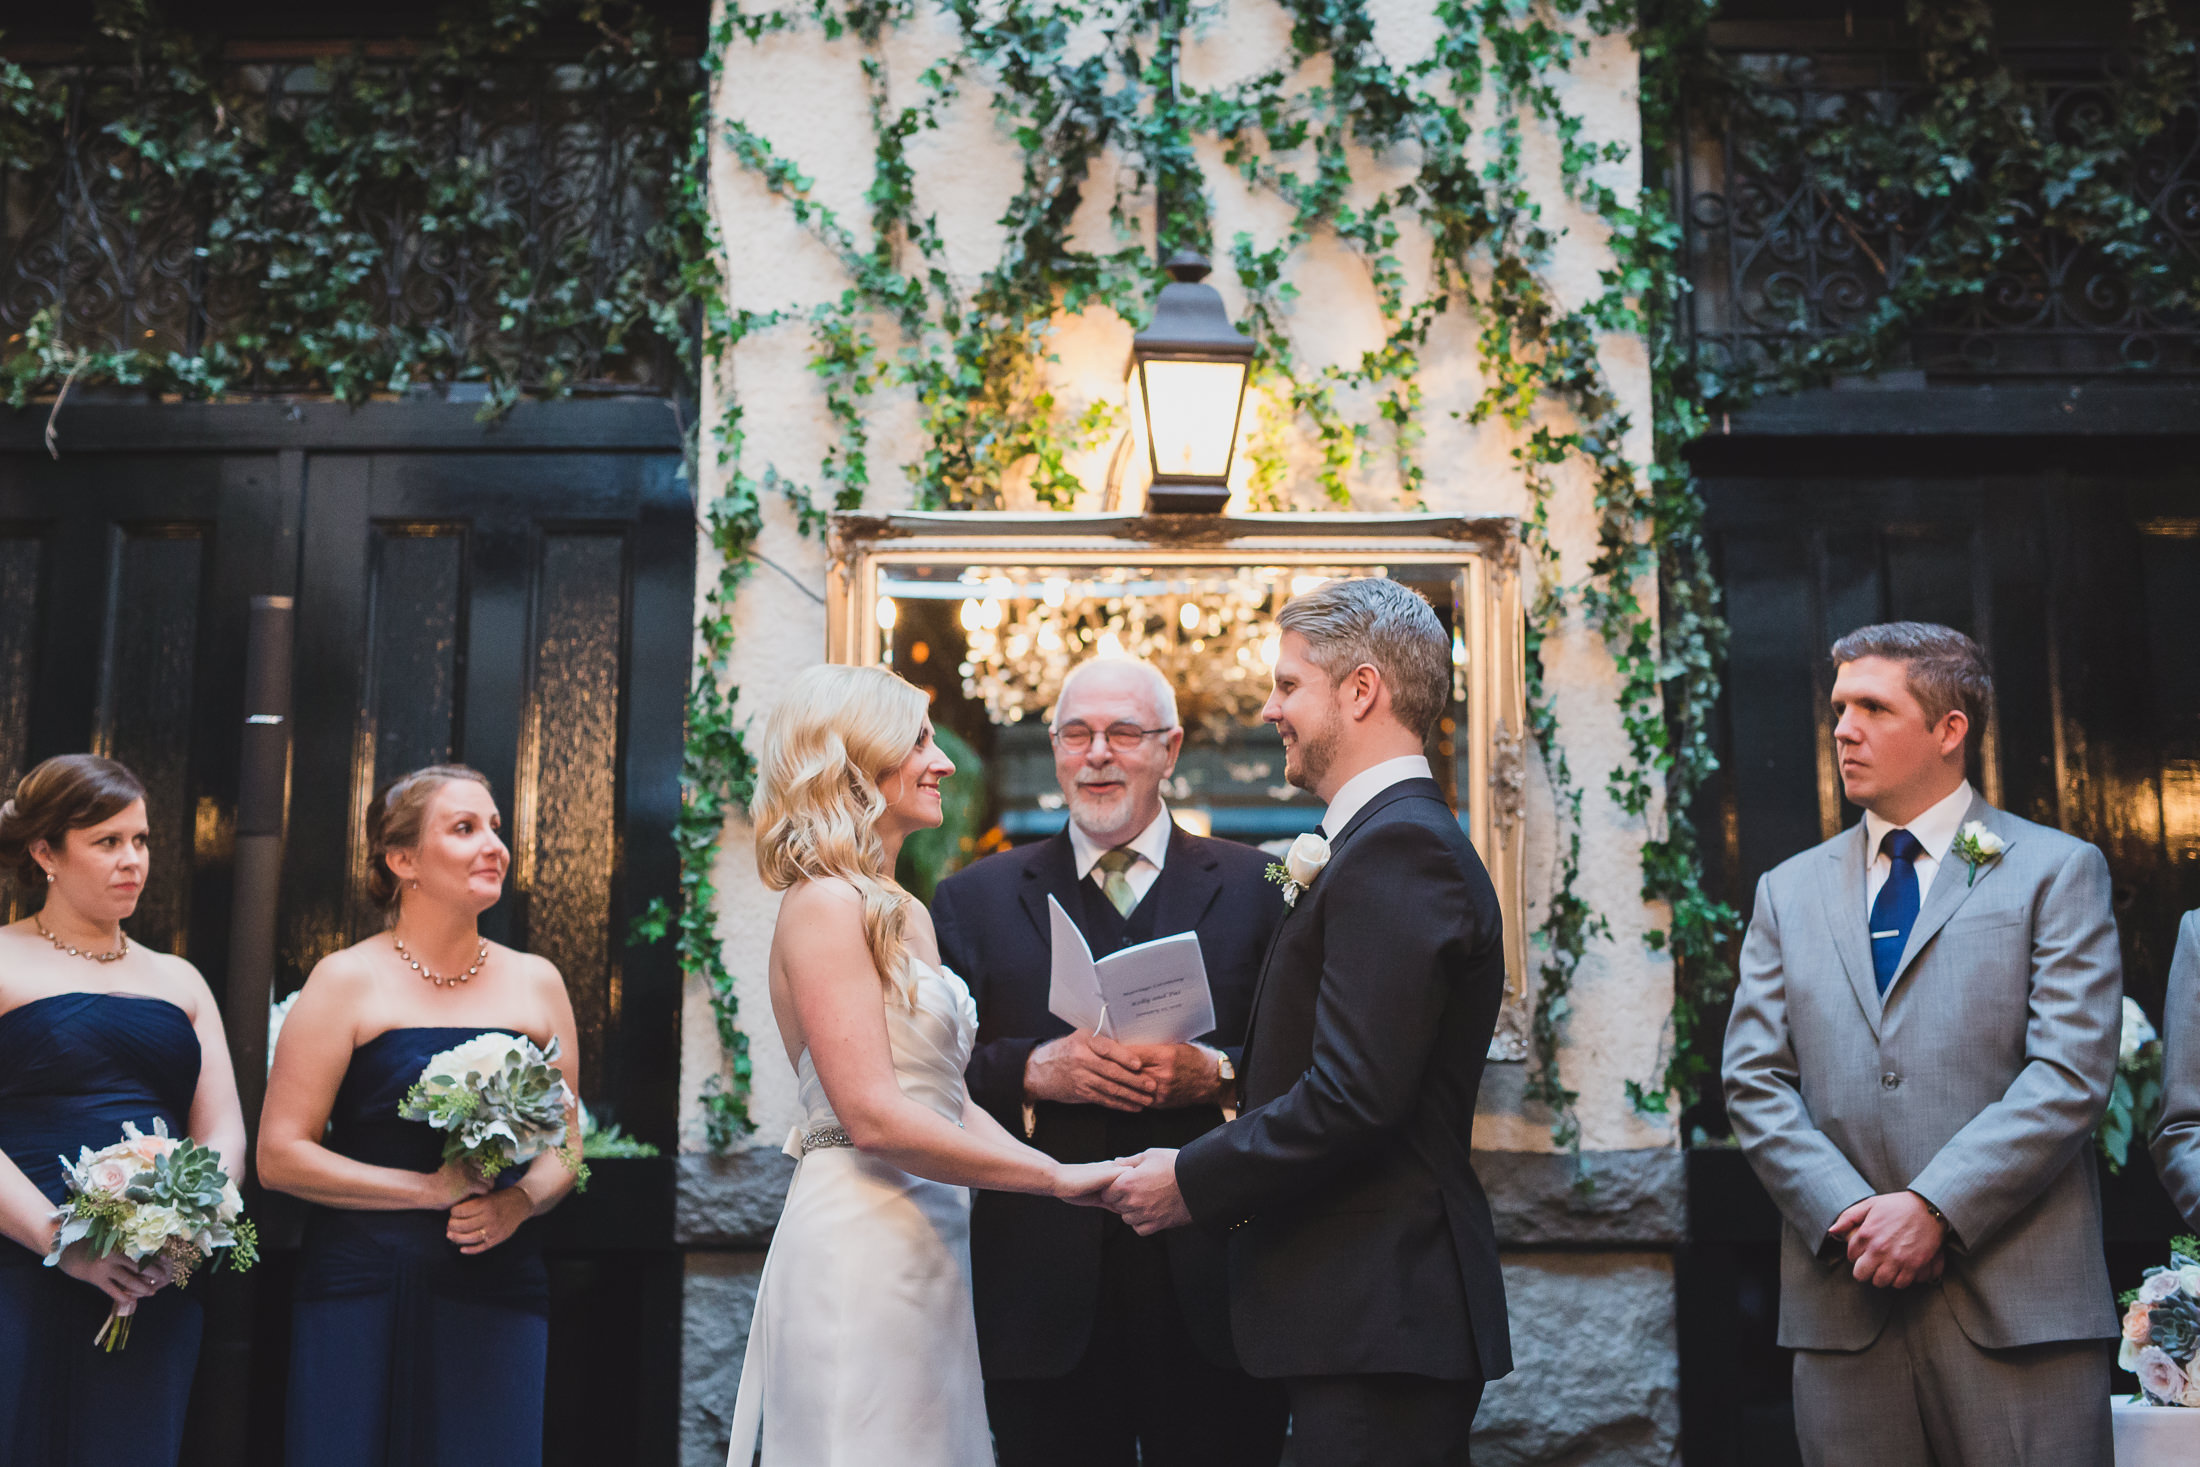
[0,399,692,1466]
[0,449,295,954]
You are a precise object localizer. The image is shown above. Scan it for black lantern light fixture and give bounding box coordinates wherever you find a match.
[1129,249,1255,514]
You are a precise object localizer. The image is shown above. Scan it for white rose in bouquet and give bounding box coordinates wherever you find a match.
[2142,1271,2185,1304]
[84,1154,135,1194]
[2125,998,2161,1067]
[2139,1346,2190,1405]
[412,1032,531,1095]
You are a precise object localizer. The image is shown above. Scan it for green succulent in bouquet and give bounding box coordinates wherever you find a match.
[398,1032,589,1190]
[2151,1294,2200,1361]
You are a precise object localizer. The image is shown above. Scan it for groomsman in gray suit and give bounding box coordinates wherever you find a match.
[2149,910,2200,1224]
[1723,621,2123,1467]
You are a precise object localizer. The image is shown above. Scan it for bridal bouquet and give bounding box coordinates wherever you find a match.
[2121,1238,2200,1405]
[2099,998,2166,1174]
[397,1032,588,1189]
[45,1118,258,1351]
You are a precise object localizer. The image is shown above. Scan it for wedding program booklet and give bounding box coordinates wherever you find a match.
[1046,894,1217,1045]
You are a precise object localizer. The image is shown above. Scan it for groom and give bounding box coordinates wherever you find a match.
[1106,576,1511,1466]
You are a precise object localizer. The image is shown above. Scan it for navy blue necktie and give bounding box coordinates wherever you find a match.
[1869,828,1925,995]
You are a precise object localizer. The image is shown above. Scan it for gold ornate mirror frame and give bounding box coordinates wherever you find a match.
[826,511,1531,1061]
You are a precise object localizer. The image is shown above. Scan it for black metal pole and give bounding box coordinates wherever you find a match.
[225,595,294,1144]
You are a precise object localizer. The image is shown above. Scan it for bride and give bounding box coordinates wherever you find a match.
[728,663,1123,1466]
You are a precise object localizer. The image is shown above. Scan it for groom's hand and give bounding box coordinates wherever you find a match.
[1026,1032,1158,1111]
[1104,1148,1191,1235]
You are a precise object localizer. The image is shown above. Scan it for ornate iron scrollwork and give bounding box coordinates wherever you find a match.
[1682,47,2200,379]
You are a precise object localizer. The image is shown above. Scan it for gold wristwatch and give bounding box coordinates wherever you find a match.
[1211,1048,1238,1121]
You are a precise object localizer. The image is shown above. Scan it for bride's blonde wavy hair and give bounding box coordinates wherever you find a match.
[750,662,929,994]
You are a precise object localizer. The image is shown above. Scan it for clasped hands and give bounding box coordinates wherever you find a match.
[1027,1032,1216,1235]
[1052,1147,1190,1235]
[1025,1031,1226,1111]
[1828,1190,1949,1290]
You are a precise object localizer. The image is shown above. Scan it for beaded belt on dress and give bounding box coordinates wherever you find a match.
[783,1123,853,1159]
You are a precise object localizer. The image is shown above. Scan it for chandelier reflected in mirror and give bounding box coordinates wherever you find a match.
[947,568,1359,741]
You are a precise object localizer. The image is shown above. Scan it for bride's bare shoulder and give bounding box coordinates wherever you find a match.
[778,876,863,912]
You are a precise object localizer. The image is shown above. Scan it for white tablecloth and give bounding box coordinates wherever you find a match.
[2112,1398,2200,1466]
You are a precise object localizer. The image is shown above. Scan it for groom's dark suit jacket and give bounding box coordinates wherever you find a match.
[1175,776,1512,1382]
[932,821,1284,1379]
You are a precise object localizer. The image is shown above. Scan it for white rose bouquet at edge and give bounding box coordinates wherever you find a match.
[2119,1237,2200,1407]
[44,1117,258,1351]
[397,1032,589,1191]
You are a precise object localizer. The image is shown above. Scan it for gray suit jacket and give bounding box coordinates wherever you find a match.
[1722,794,2123,1351]
[2148,911,2200,1227]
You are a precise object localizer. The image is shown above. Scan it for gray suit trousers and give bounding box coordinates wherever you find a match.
[1790,1286,2112,1467]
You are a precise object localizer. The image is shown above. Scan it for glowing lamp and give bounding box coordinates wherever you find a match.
[1130,250,1254,514]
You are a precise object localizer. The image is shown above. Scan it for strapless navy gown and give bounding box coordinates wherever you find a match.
[284,1027,549,1467]
[0,991,205,1467]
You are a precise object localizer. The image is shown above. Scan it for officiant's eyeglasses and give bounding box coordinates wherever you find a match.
[1050,722,1176,753]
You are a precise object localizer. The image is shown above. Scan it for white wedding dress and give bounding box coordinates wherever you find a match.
[726,957,991,1467]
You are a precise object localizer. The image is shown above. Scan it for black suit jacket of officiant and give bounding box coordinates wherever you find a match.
[1174,777,1514,1382]
[932,820,1284,1380]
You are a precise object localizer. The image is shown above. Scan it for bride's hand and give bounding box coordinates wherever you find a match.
[1051,1159,1130,1205]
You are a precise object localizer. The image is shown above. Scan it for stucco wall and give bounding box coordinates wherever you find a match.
[689,0,1672,1160]
[683,5,1682,1454]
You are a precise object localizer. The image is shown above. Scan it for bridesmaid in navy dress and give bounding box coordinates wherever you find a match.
[259,763,582,1467]
[0,754,248,1466]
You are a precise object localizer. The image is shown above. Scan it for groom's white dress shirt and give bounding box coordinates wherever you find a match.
[1320,755,1434,838]
[1068,802,1172,904]
[1860,778,1973,916]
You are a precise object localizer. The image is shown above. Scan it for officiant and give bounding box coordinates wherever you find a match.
[932,657,1289,1467]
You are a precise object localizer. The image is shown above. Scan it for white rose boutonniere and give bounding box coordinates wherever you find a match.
[1266,832,1331,908]
[1950,820,2006,887]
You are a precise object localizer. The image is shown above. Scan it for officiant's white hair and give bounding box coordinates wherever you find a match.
[1051,657,1178,730]
[1277,577,1450,739]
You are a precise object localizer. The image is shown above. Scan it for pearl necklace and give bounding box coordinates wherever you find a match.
[33,913,128,963]
[393,931,489,987]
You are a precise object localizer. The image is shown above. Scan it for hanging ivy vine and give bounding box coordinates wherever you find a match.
[687,0,1717,1163]
[0,0,709,406]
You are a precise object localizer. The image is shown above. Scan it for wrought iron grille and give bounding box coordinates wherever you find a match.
[0,51,701,396]
[1679,46,2200,380]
